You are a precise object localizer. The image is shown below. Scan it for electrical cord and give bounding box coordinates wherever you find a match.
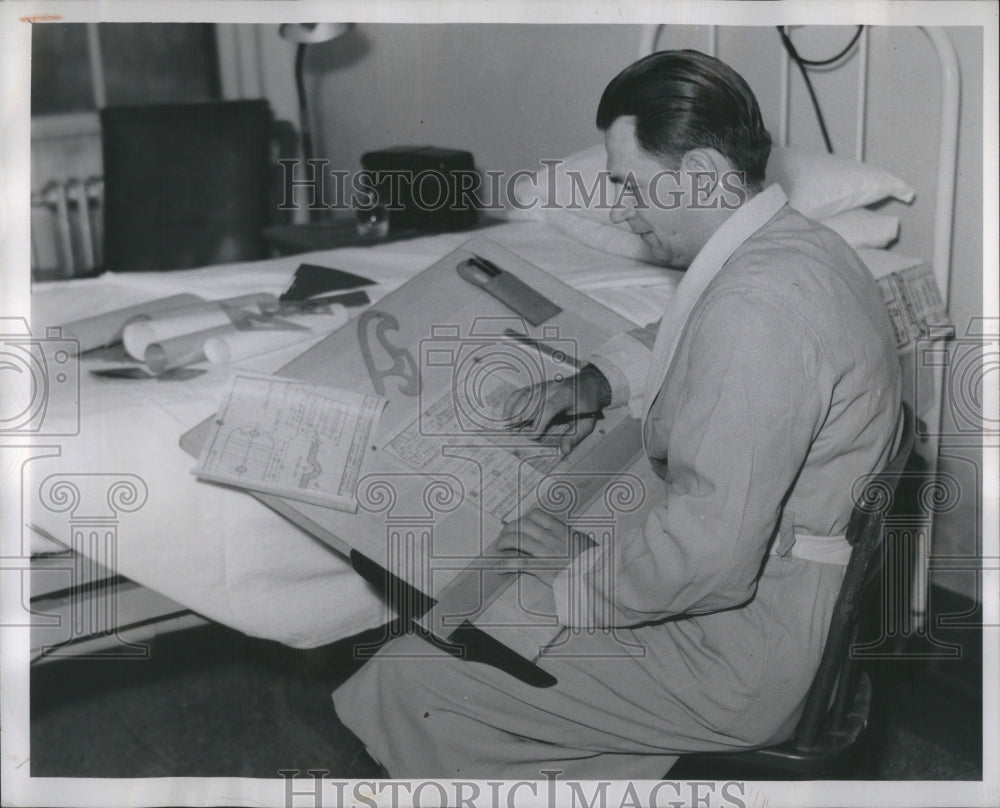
[782,25,865,67]
[777,26,865,154]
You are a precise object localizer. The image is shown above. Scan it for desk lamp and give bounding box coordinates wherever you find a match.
[279,23,352,168]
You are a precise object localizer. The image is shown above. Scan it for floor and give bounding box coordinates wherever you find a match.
[29,589,984,781]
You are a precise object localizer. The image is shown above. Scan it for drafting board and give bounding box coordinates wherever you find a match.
[182,236,659,672]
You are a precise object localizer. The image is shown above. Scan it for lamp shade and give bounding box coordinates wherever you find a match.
[279,23,352,44]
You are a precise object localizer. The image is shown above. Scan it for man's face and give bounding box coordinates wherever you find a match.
[605,116,698,269]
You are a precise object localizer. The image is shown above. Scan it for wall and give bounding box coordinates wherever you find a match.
[307,24,643,182]
[301,23,985,598]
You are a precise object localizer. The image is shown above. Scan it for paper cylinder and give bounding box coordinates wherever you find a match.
[122,293,277,360]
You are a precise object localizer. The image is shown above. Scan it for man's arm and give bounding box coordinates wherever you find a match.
[502,322,657,455]
[586,324,658,420]
[551,291,827,628]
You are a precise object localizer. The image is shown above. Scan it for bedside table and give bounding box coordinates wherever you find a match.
[263,211,506,256]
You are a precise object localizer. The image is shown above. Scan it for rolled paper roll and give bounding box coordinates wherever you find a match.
[144,324,238,375]
[204,304,348,365]
[60,293,204,354]
[122,293,278,360]
[204,327,318,366]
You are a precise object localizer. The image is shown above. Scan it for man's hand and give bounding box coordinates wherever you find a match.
[501,364,613,457]
[495,508,595,587]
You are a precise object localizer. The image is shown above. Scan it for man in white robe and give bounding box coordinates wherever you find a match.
[332,49,902,780]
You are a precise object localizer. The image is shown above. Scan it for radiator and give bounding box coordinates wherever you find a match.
[30,177,104,278]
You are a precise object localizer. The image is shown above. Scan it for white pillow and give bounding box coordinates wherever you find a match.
[507,143,914,222]
[821,209,900,249]
[504,147,651,259]
[765,146,915,220]
[505,143,913,257]
[506,143,612,225]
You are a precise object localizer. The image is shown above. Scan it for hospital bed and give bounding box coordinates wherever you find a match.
[26,25,962,659]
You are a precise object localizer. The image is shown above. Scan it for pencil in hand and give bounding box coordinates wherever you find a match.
[503,410,604,431]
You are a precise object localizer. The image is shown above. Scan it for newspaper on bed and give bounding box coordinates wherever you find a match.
[192,372,386,512]
[877,262,950,352]
[877,262,952,428]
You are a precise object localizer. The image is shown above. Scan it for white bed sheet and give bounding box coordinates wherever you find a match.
[28,222,681,648]
[29,221,916,648]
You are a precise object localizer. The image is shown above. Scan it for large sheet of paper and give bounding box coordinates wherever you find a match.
[181,236,650,660]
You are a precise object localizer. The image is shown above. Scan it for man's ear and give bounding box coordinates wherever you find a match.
[680,148,732,187]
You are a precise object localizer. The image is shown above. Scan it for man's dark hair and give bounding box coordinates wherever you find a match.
[596,49,771,190]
